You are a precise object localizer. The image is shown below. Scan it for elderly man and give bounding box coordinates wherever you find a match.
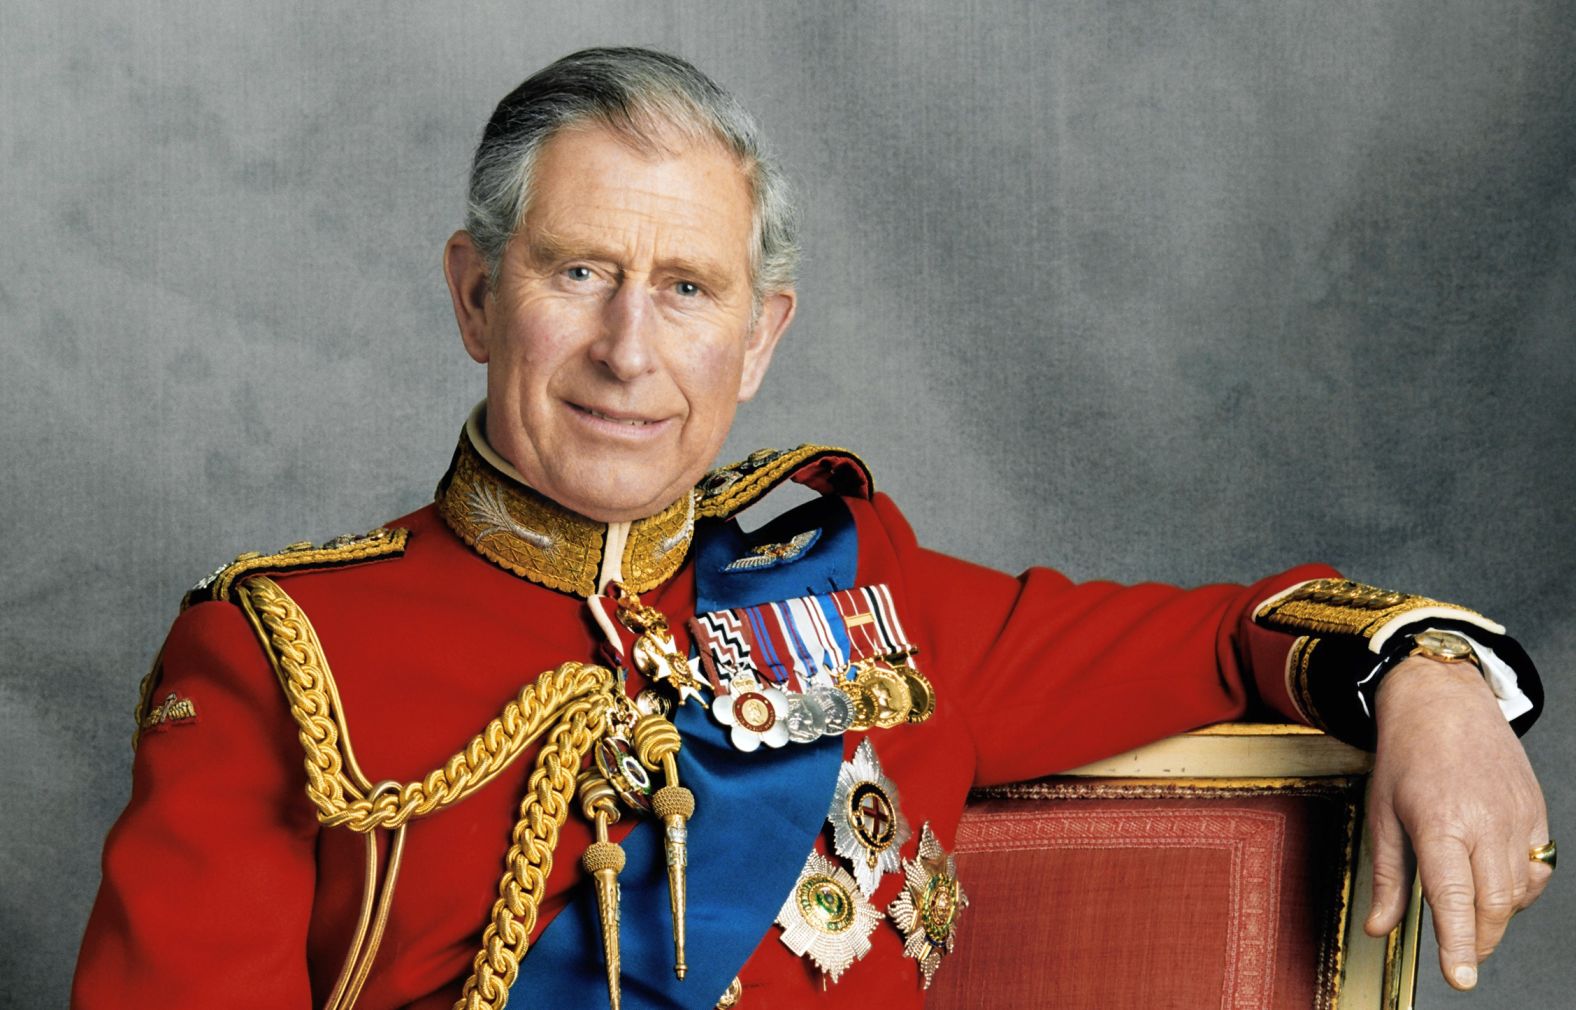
[73,47,1551,1010]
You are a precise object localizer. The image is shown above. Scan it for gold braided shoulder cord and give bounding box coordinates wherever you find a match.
[238,576,374,807]
[696,445,855,520]
[235,576,616,828]
[233,576,620,1010]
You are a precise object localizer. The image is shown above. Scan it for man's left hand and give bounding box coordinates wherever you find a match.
[1365,655,1553,990]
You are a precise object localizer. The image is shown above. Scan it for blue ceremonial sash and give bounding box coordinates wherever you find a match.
[513,495,856,1009]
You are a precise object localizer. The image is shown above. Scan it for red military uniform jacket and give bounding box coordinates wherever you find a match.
[76,420,1520,1009]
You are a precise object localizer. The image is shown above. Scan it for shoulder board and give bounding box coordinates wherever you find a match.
[695,445,872,520]
[183,526,410,607]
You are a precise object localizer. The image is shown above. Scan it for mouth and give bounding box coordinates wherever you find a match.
[568,402,671,432]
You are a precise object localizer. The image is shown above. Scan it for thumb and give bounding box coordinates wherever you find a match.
[1365,798,1414,936]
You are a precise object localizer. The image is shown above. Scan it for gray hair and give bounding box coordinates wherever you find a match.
[463,47,799,304]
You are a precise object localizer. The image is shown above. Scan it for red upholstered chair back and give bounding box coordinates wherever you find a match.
[925,725,1422,1010]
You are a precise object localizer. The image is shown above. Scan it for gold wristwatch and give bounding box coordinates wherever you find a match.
[1407,629,1482,670]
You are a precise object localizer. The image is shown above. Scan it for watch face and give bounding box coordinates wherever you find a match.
[1413,629,1475,661]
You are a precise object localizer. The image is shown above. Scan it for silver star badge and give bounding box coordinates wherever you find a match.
[775,851,883,982]
[828,738,911,895]
[887,822,968,988]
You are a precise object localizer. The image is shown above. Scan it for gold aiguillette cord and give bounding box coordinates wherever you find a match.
[593,583,698,984]
[633,712,694,980]
[578,769,627,1010]
[322,783,408,1010]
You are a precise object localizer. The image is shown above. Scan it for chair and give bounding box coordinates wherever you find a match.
[925,724,1423,1009]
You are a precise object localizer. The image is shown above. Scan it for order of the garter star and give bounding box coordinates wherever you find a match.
[829,739,913,895]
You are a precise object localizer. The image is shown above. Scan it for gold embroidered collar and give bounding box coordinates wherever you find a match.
[435,405,696,596]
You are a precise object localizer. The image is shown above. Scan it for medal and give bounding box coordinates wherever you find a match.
[810,680,854,735]
[887,822,968,988]
[828,738,911,894]
[854,659,912,728]
[838,678,876,731]
[634,688,672,719]
[712,674,791,752]
[775,851,883,982]
[614,584,707,706]
[785,690,829,743]
[893,659,935,724]
[691,583,938,738]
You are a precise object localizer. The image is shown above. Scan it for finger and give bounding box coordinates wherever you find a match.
[1469,841,1518,962]
[1415,834,1479,990]
[1365,803,1415,937]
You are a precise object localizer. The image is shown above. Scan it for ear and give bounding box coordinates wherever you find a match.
[737,288,796,402]
[444,230,494,364]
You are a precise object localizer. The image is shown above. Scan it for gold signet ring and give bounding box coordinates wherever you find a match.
[1530,840,1557,869]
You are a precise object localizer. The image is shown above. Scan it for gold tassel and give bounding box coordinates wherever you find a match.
[578,771,626,1010]
[633,713,694,980]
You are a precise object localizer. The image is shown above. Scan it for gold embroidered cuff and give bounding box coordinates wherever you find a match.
[1254,578,1504,654]
[1283,636,1327,734]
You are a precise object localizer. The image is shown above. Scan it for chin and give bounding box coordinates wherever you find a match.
[552,471,688,523]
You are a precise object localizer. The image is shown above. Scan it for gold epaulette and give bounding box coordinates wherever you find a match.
[183,526,410,607]
[696,445,872,520]
[1253,578,1504,653]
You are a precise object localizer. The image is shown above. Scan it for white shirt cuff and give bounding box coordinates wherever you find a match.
[1426,628,1535,721]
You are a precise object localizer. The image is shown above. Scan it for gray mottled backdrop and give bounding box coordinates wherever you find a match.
[3,1,1571,1006]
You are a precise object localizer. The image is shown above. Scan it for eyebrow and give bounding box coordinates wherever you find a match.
[520,229,582,269]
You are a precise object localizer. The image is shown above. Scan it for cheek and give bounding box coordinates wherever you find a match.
[673,338,748,415]
[495,301,586,369]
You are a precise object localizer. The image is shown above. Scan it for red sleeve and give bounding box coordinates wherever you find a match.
[72,601,319,1009]
[860,493,1338,787]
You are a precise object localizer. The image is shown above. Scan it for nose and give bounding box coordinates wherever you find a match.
[591,280,657,381]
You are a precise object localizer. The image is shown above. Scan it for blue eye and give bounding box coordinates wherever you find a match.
[675,281,701,297]
[565,266,593,281]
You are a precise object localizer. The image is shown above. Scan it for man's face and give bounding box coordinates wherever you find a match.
[445,125,794,522]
